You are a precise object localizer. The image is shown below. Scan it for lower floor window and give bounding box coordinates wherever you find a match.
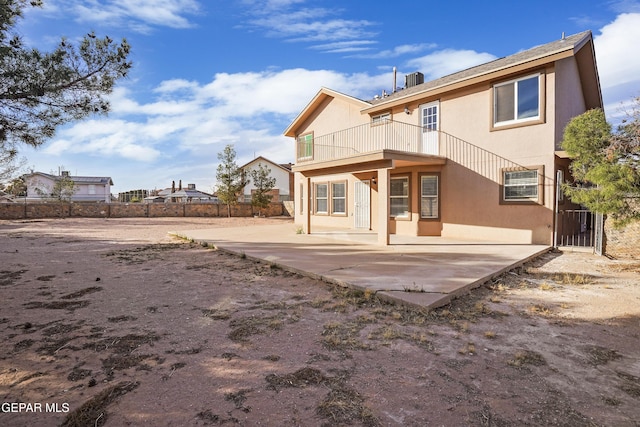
[331,182,346,215]
[420,175,439,219]
[313,181,346,215]
[390,176,409,218]
[503,169,538,201]
[315,183,328,214]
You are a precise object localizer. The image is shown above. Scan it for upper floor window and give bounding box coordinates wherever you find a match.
[493,74,540,127]
[297,133,313,161]
[371,112,391,125]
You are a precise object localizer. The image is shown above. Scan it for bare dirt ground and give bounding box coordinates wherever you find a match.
[0,217,639,427]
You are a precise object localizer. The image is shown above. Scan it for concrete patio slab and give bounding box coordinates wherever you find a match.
[172,222,550,310]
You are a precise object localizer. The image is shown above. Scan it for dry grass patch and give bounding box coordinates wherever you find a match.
[265,367,330,391]
[316,385,380,427]
[528,304,551,316]
[321,321,372,351]
[616,371,640,398]
[224,389,252,413]
[586,346,623,366]
[458,342,476,355]
[508,350,546,368]
[60,381,139,427]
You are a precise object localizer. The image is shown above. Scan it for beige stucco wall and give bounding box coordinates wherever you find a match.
[295,95,369,138]
[554,57,588,148]
[430,68,557,244]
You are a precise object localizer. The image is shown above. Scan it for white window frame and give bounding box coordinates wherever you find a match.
[371,112,391,125]
[331,182,346,215]
[297,133,313,161]
[503,170,539,202]
[493,73,541,127]
[420,174,439,219]
[315,183,328,214]
[390,176,409,218]
[299,183,304,215]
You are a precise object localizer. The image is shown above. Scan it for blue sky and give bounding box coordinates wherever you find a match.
[13,0,640,194]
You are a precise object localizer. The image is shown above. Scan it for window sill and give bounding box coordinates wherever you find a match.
[491,117,544,131]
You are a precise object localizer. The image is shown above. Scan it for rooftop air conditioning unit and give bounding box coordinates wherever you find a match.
[405,72,424,88]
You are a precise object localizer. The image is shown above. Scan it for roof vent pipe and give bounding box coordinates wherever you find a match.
[393,66,397,93]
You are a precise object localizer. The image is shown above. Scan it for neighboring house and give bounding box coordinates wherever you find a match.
[240,156,294,202]
[157,183,216,202]
[24,171,113,203]
[284,31,602,245]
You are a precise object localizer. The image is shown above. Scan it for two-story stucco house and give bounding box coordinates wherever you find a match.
[25,171,113,203]
[284,31,602,246]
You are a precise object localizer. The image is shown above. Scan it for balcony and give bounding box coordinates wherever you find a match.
[297,121,429,164]
[294,121,534,187]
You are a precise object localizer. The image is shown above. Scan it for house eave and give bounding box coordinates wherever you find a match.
[293,150,446,176]
[284,88,371,138]
[362,50,577,114]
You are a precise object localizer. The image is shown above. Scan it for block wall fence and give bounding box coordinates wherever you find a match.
[0,202,289,220]
[603,218,640,260]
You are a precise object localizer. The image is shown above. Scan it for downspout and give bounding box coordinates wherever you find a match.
[553,169,561,248]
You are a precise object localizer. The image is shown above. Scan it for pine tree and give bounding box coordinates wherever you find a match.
[0,0,131,178]
[249,164,276,217]
[215,145,248,217]
[561,104,640,225]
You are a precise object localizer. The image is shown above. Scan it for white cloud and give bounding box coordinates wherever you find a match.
[351,43,437,60]
[405,49,497,80]
[38,67,386,184]
[43,120,163,161]
[241,1,378,51]
[310,40,378,54]
[595,13,640,90]
[40,0,201,32]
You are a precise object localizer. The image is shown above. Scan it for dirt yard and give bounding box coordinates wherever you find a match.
[1,217,639,426]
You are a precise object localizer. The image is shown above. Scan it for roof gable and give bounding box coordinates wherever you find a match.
[284,88,371,137]
[240,156,292,174]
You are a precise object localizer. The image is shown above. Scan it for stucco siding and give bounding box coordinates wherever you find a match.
[295,96,369,139]
[554,57,587,148]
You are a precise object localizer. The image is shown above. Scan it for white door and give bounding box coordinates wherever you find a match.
[354,180,371,229]
[420,101,439,155]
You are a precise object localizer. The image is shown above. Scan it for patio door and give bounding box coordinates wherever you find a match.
[420,101,439,155]
[354,180,371,229]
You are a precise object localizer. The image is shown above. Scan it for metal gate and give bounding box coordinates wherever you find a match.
[555,209,603,253]
[594,212,604,255]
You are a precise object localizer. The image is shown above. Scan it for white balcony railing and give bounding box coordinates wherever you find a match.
[296,122,547,189]
[297,121,424,163]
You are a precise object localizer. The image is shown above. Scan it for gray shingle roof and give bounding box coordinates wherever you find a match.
[27,172,113,185]
[370,30,592,105]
